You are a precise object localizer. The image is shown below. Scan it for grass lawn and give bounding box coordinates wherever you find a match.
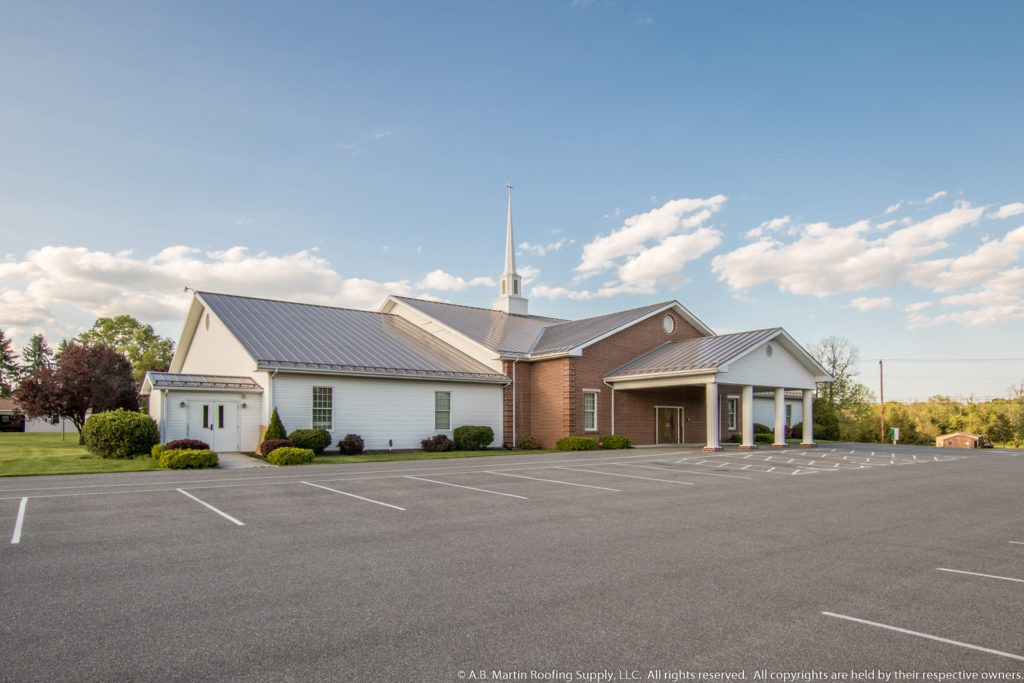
[0,432,161,477]
[314,448,556,465]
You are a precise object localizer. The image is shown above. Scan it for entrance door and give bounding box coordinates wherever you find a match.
[656,407,683,444]
[188,401,238,452]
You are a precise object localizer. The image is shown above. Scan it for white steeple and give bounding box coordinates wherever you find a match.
[493,183,528,316]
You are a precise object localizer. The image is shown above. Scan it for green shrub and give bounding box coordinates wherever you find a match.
[82,409,160,459]
[266,447,315,466]
[729,433,743,443]
[165,438,210,451]
[556,436,599,451]
[518,434,540,449]
[264,408,287,441]
[753,423,773,435]
[421,434,454,452]
[151,444,164,460]
[159,448,218,469]
[337,434,364,455]
[791,423,803,439]
[453,425,494,450]
[288,429,331,454]
[597,435,631,449]
[257,438,292,458]
[755,433,774,444]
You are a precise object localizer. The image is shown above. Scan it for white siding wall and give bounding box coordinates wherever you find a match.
[150,390,262,452]
[180,308,259,378]
[752,397,803,428]
[271,373,503,450]
[24,416,77,433]
[723,342,817,389]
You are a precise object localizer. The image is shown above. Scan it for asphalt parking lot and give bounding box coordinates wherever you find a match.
[1,443,1022,682]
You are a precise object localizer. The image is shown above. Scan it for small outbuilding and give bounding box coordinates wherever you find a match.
[936,432,984,449]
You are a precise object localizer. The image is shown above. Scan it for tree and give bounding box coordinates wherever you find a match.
[15,344,138,443]
[809,336,873,408]
[77,315,174,385]
[0,329,18,397]
[20,333,53,375]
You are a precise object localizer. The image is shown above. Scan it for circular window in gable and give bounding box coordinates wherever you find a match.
[663,315,675,334]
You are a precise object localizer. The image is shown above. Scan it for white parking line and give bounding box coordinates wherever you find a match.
[557,467,694,485]
[822,611,1024,662]
[1010,541,1024,545]
[302,481,406,511]
[936,567,1024,584]
[404,476,528,500]
[10,497,27,544]
[177,489,245,526]
[487,471,619,491]
[618,463,752,479]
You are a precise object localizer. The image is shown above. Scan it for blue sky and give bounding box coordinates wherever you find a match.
[2,1,1023,400]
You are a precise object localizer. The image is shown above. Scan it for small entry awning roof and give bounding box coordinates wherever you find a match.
[142,372,264,394]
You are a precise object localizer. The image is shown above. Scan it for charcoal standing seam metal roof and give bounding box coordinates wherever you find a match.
[197,292,508,383]
[605,328,782,379]
[146,372,264,391]
[389,296,566,355]
[392,297,676,357]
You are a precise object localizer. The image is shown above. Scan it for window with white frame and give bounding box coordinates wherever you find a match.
[435,391,451,430]
[727,397,738,431]
[583,391,598,431]
[312,387,333,430]
[786,404,792,427]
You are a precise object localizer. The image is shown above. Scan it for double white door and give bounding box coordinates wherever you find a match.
[188,401,238,452]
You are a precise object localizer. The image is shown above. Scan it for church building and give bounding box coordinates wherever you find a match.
[143,190,831,452]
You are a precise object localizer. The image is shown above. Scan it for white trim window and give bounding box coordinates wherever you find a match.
[786,404,793,427]
[583,391,598,431]
[312,387,333,430]
[434,391,451,430]
[727,396,739,431]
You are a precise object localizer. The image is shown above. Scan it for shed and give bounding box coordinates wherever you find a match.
[936,432,983,449]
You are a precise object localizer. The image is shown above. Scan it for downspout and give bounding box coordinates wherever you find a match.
[161,389,168,443]
[603,379,615,435]
[511,357,519,447]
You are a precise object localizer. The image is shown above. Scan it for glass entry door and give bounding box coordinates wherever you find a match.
[656,406,683,445]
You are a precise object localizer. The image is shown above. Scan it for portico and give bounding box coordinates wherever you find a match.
[604,328,831,450]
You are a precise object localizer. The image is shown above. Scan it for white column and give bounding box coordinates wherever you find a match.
[773,388,786,448]
[704,382,721,451]
[740,385,755,449]
[801,390,815,446]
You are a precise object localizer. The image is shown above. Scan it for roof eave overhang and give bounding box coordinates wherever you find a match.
[257,363,509,385]
[605,368,719,390]
[565,301,714,357]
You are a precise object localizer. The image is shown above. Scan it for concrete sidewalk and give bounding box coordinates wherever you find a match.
[217,452,274,469]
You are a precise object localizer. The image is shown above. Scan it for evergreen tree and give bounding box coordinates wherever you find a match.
[20,333,53,374]
[264,407,287,441]
[0,329,18,397]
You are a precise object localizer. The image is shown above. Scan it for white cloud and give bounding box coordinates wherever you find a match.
[989,202,1024,219]
[905,301,932,312]
[924,190,947,203]
[468,276,495,287]
[848,296,892,311]
[518,265,540,284]
[575,195,726,295]
[745,216,790,240]
[0,245,414,345]
[883,201,903,215]
[518,238,572,257]
[529,285,593,300]
[417,270,493,292]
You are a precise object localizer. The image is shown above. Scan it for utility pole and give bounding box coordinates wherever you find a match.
[879,359,885,444]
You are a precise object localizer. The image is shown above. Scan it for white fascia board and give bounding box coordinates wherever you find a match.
[257,365,510,385]
[567,301,713,357]
[605,367,718,384]
[168,295,205,373]
[606,371,717,390]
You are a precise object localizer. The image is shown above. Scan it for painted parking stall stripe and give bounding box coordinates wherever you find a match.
[557,467,694,486]
[936,567,1024,584]
[821,611,1024,662]
[486,471,620,492]
[405,476,528,500]
[618,463,753,480]
[302,481,405,510]
[177,489,245,526]
[10,497,27,544]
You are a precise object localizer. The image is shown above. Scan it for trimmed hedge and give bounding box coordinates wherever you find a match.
[151,444,164,460]
[82,409,160,459]
[597,434,631,449]
[453,425,494,450]
[337,434,364,455]
[159,448,218,469]
[165,438,210,451]
[257,438,292,458]
[267,447,315,466]
[556,436,599,451]
[421,434,454,452]
[264,408,287,441]
[518,434,540,449]
[753,423,773,435]
[288,429,331,454]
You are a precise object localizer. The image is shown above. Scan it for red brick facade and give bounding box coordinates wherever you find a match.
[500,308,747,448]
